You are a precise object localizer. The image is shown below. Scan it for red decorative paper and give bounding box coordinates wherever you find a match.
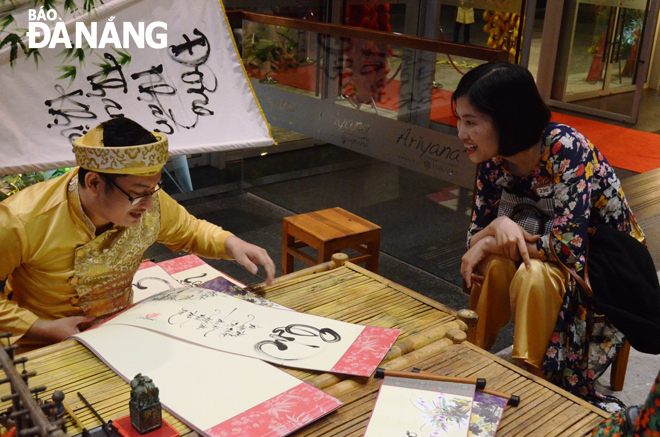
[158,254,206,275]
[331,326,400,376]
[205,383,341,437]
[137,260,158,270]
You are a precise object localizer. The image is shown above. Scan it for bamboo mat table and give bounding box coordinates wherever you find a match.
[1,259,608,436]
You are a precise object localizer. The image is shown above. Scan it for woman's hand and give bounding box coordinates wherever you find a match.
[461,236,494,288]
[486,216,540,267]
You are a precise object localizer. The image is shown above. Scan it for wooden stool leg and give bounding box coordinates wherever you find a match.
[610,341,630,391]
[282,222,295,275]
[319,245,332,264]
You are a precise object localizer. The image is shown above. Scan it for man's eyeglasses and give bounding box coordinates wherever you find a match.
[105,178,163,205]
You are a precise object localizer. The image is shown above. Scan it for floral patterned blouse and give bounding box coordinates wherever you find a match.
[467,122,643,272]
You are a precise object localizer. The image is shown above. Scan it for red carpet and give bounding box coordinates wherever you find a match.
[549,113,660,174]
[254,65,660,173]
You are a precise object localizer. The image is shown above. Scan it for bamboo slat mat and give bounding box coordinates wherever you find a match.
[0,262,608,436]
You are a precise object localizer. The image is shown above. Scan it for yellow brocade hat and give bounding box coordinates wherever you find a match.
[73,125,169,177]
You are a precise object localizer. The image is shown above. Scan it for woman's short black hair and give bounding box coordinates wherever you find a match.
[451,63,551,157]
[78,117,157,187]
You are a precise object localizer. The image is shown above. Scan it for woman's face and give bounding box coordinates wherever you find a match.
[455,96,500,164]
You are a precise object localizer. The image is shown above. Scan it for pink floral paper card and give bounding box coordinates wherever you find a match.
[102,287,400,377]
[73,324,341,437]
[364,376,475,437]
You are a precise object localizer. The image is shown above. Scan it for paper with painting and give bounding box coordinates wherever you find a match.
[364,376,475,437]
[74,324,342,437]
[104,285,400,376]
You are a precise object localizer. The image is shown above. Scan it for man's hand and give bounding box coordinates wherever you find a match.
[225,236,276,285]
[24,316,96,344]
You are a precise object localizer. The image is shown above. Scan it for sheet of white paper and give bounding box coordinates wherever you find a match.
[73,325,342,436]
[132,265,181,303]
[103,287,366,373]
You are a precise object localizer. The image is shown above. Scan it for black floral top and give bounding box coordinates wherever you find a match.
[467,123,643,272]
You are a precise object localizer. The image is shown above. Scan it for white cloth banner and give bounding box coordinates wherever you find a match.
[0,0,273,174]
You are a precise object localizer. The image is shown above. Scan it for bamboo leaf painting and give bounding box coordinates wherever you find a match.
[413,394,472,435]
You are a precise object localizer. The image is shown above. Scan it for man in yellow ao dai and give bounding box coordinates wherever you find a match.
[0,118,275,350]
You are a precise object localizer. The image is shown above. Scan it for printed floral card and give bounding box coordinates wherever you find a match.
[467,391,508,437]
[102,286,401,377]
[73,324,342,437]
[132,261,181,303]
[364,376,475,437]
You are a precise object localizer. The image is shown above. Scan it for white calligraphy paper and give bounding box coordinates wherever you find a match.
[132,262,181,303]
[103,286,400,376]
[73,325,342,437]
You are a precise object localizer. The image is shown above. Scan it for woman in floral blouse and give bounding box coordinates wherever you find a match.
[456,63,643,396]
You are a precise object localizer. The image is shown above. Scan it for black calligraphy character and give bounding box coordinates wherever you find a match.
[86,53,128,98]
[45,85,97,130]
[133,277,176,291]
[180,273,208,286]
[179,310,199,328]
[168,29,210,67]
[60,125,90,142]
[167,307,189,325]
[131,65,177,102]
[131,65,177,133]
[254,324,341,361]
[169,29,217,118]
[101,99,124,118]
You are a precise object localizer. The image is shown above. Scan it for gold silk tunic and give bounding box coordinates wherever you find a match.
[0,168,233,348]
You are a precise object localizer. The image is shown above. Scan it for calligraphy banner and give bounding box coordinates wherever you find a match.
[0,0,273,175]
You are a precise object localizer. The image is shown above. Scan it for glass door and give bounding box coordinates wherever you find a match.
[564,3,645,101]
[545,0,659,123]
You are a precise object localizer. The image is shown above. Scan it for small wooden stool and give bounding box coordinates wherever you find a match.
[282,207,381,274]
